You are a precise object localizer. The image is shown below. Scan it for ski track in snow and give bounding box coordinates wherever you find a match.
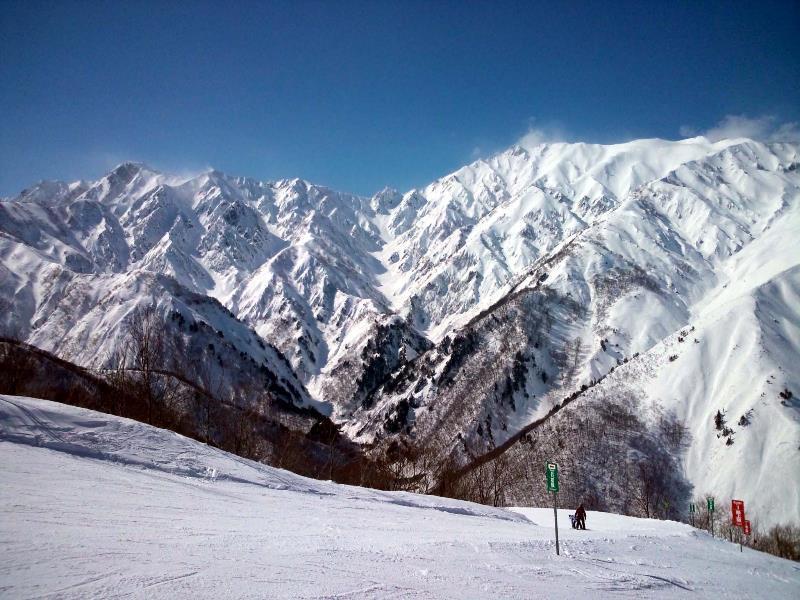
[1,395,798,599]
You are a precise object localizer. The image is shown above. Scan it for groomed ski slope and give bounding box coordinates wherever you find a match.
[1,395,798,599]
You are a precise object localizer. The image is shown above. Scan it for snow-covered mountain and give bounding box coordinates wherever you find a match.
[1,136,798,525]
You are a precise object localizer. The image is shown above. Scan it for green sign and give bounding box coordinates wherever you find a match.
[546,462,559,492]
[707,497,715,512]
[690,503,695,513]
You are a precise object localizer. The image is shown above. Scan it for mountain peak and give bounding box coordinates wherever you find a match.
[111,160,152,173]
[371,187,402,213]
[108,161,158,185]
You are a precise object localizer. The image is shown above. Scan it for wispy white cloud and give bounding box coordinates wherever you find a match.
[683,115,800,143]
[678,125,699,138]
[517,119,572,149]
[771,121,800,143]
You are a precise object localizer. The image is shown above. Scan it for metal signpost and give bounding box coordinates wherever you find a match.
[546,462,559,555]
[743,520,752,553]
[707,497,715,537]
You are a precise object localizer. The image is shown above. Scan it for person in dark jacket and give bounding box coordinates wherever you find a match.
[575,503,587,530]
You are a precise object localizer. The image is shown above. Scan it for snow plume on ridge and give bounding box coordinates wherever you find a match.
[681,114,800,143]
[518,114,800,150]
[470,120,572,160]
[516,119,573,148]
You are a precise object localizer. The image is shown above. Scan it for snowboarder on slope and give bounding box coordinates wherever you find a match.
[575,503,587,530]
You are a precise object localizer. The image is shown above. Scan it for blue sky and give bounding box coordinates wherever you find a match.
[2,1,798,196]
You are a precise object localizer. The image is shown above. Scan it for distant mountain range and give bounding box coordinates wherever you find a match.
[2,136,798,526]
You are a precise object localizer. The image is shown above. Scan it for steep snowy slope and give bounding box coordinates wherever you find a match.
[378,136,745,338]
[348,139,799,527]
[0,221,316,414]
[0,164,410,401]
[559,205,800,528]
[0,166,388,412]
[358,141,798,441]
[2,395,798,599]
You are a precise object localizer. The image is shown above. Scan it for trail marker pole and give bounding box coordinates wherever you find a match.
[743,519,751,552]
[707,497,715,538]
[732,500,745,552]
[546,462,560,555]
[689,502,695,527]
[553,490,560,556]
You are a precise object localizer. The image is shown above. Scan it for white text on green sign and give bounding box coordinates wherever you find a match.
[546,463,559,492]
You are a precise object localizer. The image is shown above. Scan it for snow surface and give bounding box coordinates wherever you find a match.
[2,395,798,599]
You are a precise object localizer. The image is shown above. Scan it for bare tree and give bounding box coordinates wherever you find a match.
[127,305,161,423]
[196,355,226,444]
[123,304,182,425]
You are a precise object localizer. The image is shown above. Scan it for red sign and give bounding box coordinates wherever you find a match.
[732,499,745,527]
[743,520,752,536]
